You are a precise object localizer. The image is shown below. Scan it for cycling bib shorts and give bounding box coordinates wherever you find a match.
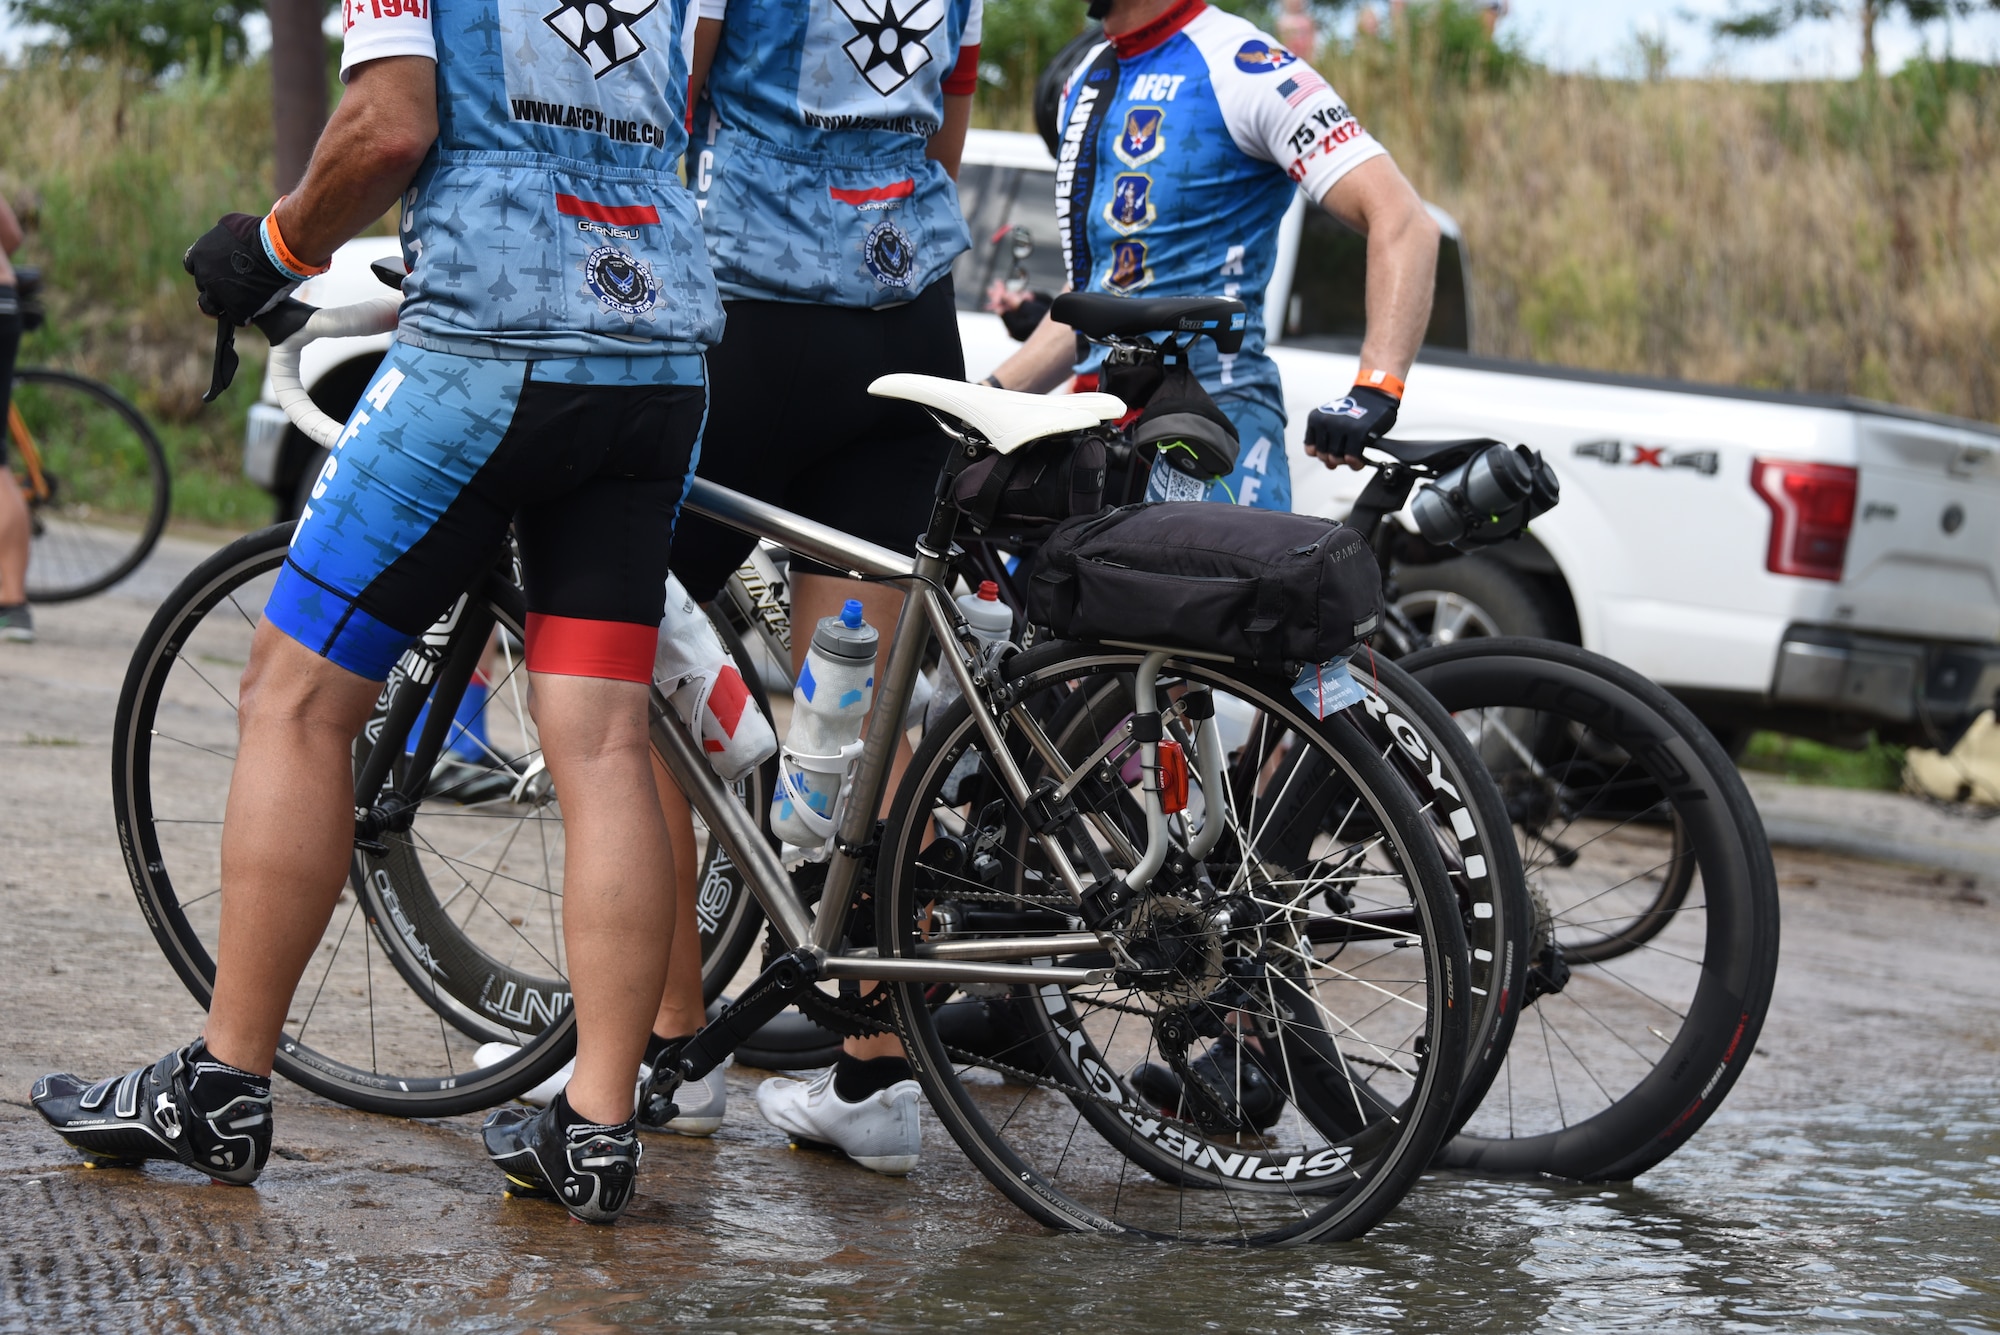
[266,344,706,682]
[669,276,964,602]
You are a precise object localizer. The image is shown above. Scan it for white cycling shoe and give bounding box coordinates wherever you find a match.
[472,1043,729,1138]
[754,1068,921,1176]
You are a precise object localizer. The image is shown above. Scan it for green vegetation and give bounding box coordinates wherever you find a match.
[4,0,1999,533]
[1740,730,1910,789]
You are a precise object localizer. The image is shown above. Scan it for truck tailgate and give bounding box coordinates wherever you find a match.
[1843,418,2000,641]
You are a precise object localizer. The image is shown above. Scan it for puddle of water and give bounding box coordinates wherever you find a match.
[400,1082,2000,1335]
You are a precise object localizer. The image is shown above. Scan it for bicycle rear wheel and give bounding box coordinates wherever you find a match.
[1407,637,1781,1181]
[11,369,170,602]
[878,641,1470,1244]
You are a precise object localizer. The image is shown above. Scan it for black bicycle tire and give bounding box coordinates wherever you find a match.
[879,640,1470,1245]
[16,368,171,603]
[1407,637,1781,1181]
[111,525,579,1117]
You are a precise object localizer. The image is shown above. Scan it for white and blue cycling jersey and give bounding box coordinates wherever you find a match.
[1053,0,1384,507]
[341,0,722,360]
[690,0,982,307]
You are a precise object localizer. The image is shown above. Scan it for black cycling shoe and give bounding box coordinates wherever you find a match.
[31,1041,273,1184]
[932,993,1051,1077]
[1127,1037,1287,1133]
[484,1096,641,1224]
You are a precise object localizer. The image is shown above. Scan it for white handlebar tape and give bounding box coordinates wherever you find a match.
[268,298,401,449]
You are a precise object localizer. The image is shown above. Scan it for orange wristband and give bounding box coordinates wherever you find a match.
[1355,367,1406,401]
[262,197,330,281]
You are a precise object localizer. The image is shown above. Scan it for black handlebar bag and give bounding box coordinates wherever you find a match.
[1027,502,1383,672]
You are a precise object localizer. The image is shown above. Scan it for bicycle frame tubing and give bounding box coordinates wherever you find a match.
[673,474,1106,984]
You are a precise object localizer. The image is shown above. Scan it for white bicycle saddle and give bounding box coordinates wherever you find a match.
[868,374,1126,455]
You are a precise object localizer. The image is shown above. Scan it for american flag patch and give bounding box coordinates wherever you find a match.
[1276,71,1329,106]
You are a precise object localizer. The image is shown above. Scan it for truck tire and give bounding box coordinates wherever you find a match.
[1393,555,1554,643]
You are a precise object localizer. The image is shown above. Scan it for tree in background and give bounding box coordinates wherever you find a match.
[1713,0,2000,75]
[7,0,332,193]
[6,0,262,76]
[266,0,328,193]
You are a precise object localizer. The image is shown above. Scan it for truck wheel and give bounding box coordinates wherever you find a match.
[1394,555,1554,644]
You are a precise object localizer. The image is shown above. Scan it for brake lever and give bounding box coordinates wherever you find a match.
[200,298,321,405]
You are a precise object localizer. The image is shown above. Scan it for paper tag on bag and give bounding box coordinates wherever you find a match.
[1292,657,1365,720]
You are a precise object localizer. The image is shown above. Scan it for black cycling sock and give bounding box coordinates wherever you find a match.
[645,1033,689,1071]
[832,1055,912,1102]
[183,1039,271,1116]
[552,1089,633,1133]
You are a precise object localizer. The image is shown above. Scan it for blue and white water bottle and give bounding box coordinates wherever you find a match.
[771,599,878,854]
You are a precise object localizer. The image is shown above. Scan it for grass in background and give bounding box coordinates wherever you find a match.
[1322,4,2000,421]
[3,55,282,529]
[7,7,2000,534]
[1741,731,1910,789]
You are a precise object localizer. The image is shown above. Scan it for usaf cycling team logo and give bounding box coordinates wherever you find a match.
[833,0,946,95]
[583,245,660,317]
[1115,107,1165,167]
[864,220,917,287]
[544,0,658,77]
[1234,39,1299,74]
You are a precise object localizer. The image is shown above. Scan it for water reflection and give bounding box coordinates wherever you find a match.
[412,1081,1998,1333]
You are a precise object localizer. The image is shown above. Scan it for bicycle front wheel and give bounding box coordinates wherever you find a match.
[12,368,170,602]
[1408,637,1782,1181]
[878,641,1470,1245]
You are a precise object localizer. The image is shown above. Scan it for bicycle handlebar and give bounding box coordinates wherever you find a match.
[264,298,401,449]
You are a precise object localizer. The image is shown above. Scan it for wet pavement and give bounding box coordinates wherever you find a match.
[3,537,1998,1333]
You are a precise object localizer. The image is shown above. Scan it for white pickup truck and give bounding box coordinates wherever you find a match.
[245,127,2000,752]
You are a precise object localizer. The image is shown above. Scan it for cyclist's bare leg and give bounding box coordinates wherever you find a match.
[531,672,678,1126]
[649,756,707,1041]
[203,623,385,1075]
[0,468,28,604]
[791,572,912,1063]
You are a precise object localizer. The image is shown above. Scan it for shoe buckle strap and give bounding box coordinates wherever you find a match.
[113,1068,144,1120]
[79,1076,117,1112]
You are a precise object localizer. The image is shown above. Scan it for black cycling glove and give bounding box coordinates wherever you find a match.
[1000,290,1053,342]
[183,212,300,327]
[1304,384,1400,465]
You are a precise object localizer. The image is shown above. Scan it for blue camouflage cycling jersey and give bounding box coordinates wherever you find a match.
[1054,1,1383,421]
[346,0,722,360]
[690,0,982,307]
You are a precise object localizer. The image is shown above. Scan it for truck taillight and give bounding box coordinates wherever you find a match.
[1751,459,1857,581]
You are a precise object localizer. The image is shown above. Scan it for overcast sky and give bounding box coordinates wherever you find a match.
[1,3,1997,80]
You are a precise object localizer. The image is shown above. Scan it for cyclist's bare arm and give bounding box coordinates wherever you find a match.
[272,56,439,269]
[690,17,722,103]
[985,296,1078,393]
[927,95,973,180]
[1318,155,1437,384]
[0,192,20,286]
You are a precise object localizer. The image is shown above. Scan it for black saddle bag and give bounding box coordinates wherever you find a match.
[953,431,1107,531]
[1027,502,1383,671]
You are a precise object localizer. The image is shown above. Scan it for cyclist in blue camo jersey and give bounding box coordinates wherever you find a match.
[982,0,1438,1126]
[32,0,721,1227]
[984,0,1439,511]
[656,0,982,1178]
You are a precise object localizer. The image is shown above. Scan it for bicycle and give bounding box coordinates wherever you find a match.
[5,270,172,602]
[113,293,1473,1244]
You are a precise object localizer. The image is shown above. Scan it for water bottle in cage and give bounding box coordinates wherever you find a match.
[771,600,878,860]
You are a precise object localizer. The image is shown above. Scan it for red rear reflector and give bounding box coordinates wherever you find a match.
[1158,739,1190,814]
[1750,459,1856,582]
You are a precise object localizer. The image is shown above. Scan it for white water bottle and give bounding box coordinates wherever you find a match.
[771,599,878,854]
[927,581,1013,728]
